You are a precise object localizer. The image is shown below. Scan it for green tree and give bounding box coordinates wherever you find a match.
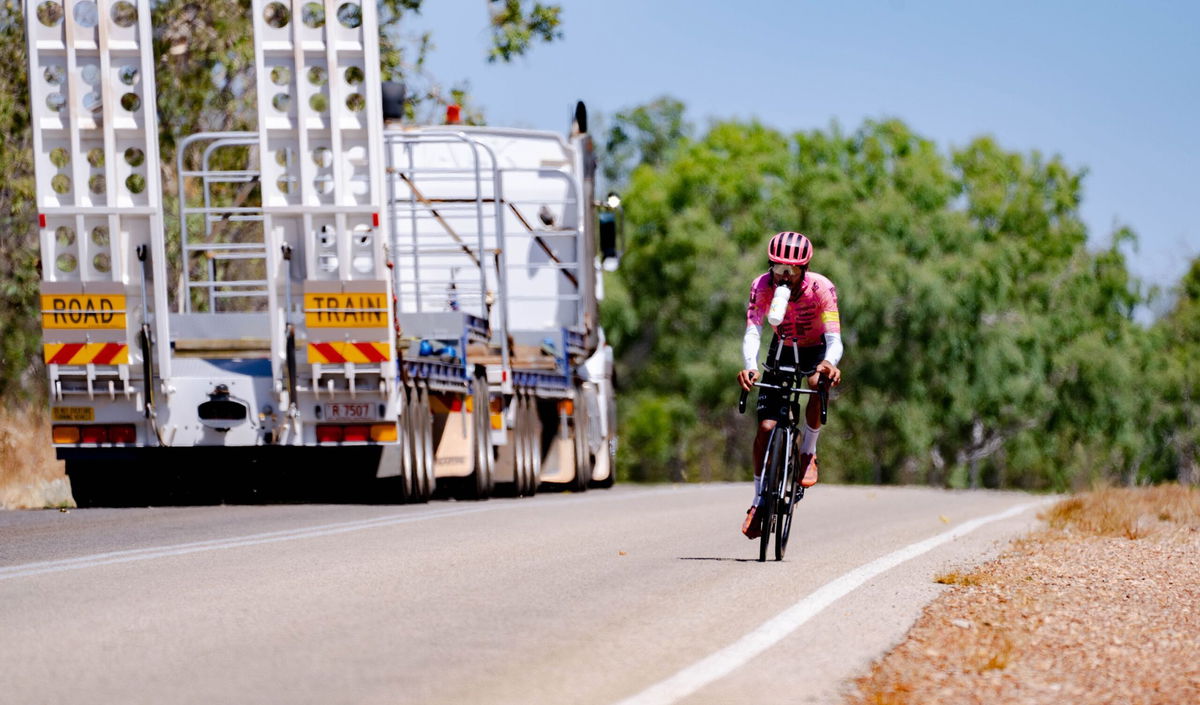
[1153,258,1200,484]
[0,1,39,401]
[602,100,1171,490]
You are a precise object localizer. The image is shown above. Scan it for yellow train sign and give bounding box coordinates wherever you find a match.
[41,294,127,329]
[304,293,388,328]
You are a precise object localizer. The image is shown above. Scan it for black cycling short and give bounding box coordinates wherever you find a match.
[755,341,825,423]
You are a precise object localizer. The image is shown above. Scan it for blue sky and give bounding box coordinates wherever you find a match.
[409,0,1199,317]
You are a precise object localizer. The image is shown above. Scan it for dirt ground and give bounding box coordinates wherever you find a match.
[0,407,72,509]
[845,485,1200,705]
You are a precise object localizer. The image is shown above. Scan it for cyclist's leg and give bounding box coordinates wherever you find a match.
[799,371,825,486]
[753,420,775,482]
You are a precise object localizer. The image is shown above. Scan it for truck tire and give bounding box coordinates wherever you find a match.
[408,384,434,503]
[571,390,592,493]
[511,393,529,496]
[66,461,146,507]
[464,376,493,500]
[477,378,496,496]
[398,387,419,502]
[418,385,437,498]
[66,462,107,508]
[523,393,543,496]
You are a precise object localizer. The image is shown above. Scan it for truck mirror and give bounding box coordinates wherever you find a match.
[599,210,620,270]
[572,101,588,136]
[382,82,407,121]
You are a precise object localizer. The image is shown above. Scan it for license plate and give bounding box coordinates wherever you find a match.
[52,406,94,422]
[321,402,378,421]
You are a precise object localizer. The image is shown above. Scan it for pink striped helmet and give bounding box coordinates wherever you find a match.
[767,231,813,266]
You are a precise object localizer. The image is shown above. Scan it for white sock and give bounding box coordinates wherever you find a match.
[752,474,762,507]
[800,425,820,455]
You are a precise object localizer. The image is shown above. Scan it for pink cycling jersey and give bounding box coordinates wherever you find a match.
[746,271,841,346]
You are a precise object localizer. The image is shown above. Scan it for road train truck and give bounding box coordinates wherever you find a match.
[25,0,619,505]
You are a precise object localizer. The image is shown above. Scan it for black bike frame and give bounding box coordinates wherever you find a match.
[738,339,831,561]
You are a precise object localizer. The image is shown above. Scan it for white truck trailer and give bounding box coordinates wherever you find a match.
[25,0,618,505]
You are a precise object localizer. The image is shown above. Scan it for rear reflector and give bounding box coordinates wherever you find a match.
[449,396,463,413]
[315,425,343,443]
[342,425,369,442]
[558,400,574,416]
[370,423,397,442]
[80,426,108,444]
[52,425,79,444]
[490,414,503,430]
[318,424,391,443]
[108,424,136,443]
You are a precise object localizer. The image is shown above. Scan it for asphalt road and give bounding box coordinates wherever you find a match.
[0,484,1046,705]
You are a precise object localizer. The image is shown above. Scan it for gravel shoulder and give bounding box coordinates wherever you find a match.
[844,486,1200,705]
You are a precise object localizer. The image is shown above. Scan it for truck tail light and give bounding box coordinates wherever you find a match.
[52,425,80,443]
[558,400,574,416]
[107,424,136,443]
[80,426,108,444]
[342,425,369,442]
[316,425,343,443]
[369,423,397,442]
[448,396,463,413]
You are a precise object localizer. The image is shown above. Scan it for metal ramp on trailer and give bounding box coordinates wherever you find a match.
[249,0,396,422]
[26,0,170,418]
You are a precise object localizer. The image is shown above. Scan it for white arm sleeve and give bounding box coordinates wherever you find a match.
[742,322,762,371]
[823,331,844,366]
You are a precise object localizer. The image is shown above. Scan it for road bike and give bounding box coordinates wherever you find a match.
[739,363,829,562]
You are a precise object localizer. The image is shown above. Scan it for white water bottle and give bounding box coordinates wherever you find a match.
[767,285,790,326]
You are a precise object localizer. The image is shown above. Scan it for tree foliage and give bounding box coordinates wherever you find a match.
[602,101,1196,489]
[0,2,40,401]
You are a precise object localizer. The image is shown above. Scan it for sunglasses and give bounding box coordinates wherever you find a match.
[771,264,805,278]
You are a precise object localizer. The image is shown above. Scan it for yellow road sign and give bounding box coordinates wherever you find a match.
[304,293,388,328]
[41,294,127,329]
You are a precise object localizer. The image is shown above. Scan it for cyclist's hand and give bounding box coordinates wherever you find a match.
[816,360,841,387]
[737,369,759,391]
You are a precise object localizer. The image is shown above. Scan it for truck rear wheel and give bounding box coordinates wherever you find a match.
[521,393,543,496]
[66,461,142,508]
[408,385,434,503]
[419,386,437,498]
[397,388,419,502]
[571,390,592,493]
[66,462,106,508]
[464,376,494,500]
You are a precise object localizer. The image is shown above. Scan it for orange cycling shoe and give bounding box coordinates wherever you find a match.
[800,454,819,487]
[741,506,762,539]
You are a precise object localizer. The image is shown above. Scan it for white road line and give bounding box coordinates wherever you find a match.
[0,505,495,581]
[611,499,1049,705]
[0,484,722,581]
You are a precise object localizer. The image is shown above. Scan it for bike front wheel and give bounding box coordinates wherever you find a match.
[759,427,787,562]
[774,430,808,561]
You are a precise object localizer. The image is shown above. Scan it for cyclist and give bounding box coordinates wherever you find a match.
[738,231,843,539]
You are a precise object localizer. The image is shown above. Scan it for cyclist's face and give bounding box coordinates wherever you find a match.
[771,263,807,287]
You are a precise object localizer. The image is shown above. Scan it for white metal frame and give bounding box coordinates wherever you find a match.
[26,0,171,387]
[250,0,394,400]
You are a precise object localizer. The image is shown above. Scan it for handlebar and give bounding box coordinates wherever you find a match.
[738,373,830,425]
